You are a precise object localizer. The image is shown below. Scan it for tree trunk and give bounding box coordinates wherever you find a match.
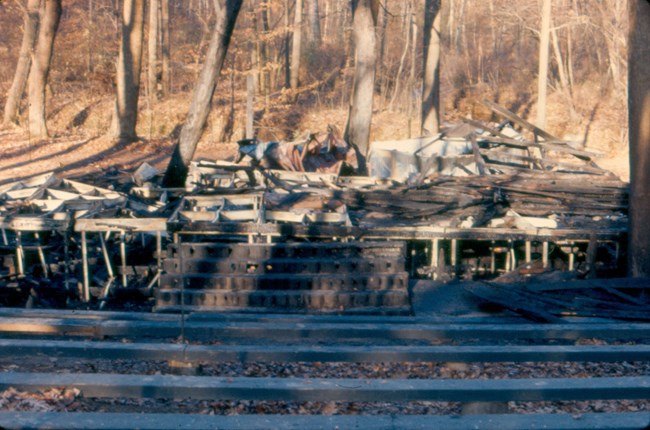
[148,0,160,103]
[421,0,441,136]
[162,0,243,187]
[307,0,321,47]
[160,0,171,97]
[536,0,551,130]
[628,0,650,276]
[343,0,378,175]
[290,0,303,93]
[28,0,62,139]
[111,0,145,142]
[3,0,40,128]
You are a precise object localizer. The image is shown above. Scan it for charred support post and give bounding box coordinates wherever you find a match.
[430,238,439,280]
[120,231,127,287]
[34,233,48,278]
[490,241,496,274]
[15,232,24,276]
[81,231,90,302]
[63,232,71,291]
[156,231,162,288]
[451,239,458,268]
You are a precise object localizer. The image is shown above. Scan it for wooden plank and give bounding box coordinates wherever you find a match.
[74,218,167,232]
[482,100,559,142]
[0,412,646,430]
[2,339,650,363]
[0,372,648,402]
[0,216,70,232]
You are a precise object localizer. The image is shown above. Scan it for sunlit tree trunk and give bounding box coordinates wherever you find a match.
[628,0,650,276]
[162,0,243,187]
[343,0,378,175]
[290,0,303,93]
[421,0,441,136]
[3,0,40,127]
[148,0,160,103]
[307,0,321,46]
[536,0,551,130]
[110,0,145,142]
[160,0,171,97]
[28,0,62,139]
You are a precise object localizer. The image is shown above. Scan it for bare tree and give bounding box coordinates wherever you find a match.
[536,0,551,129]
[421,0,441,136]
[160,0,171,97]
[307,0,321,46]
[2,0,41,128]
[290,0,303,93]
[162,0,244,187]
[28,0,62,139]
[628,0,650,276]
[344,0,378,175]
[148,0,160,103]
[110,0,145,142]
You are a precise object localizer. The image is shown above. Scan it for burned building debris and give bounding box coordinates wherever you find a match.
[0,103,635,318]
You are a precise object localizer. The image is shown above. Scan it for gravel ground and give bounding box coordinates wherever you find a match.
[0,356,648,416]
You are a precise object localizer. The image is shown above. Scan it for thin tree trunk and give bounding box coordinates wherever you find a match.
[162,0,243,187]
[389,1,411,112]
[307,0,321,46]
[290,0,303,94]
[148,0,160,103]
[536,0,551,130]
[160,0,170,97]
[284,0,291,88]
[343,0,378,175]
[3,0,40,127]
[87,0,94,74]
[550,20,569,95]
[377,0,389,110]
[421,0,441,136]
[628,0,650,276]
[111,0,145,142]
[407,13,417,138]
[28,0,62,139]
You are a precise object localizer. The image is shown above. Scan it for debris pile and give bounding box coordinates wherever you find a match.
[0,101,632,315]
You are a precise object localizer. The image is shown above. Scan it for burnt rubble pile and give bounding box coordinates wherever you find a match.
[0,101,632,316]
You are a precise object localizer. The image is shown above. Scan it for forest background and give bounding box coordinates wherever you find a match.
[0,0,631,181]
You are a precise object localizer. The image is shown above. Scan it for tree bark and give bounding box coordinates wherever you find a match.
[536,0,551,130]
[3,0,40,128]
[307,0,321,47]
[162,0,243,187]
[343,0,378,175]
[28,0,62,139]
[111,0,146,142]
[160,0,171,97]
[421,0,441,136]
[290,0,303,93]
[148,0,160,103]
[628,0,650,276]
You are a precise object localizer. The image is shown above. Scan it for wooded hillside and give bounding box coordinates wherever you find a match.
[0,0,630,179]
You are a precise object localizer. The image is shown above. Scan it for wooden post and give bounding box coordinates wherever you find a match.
[568,241,575,271]
[542,241,549,268]
[525,241,532,264]
[99,233,114,279]
[156,231,162,288]
[451,239,458,268]
[81,231,90,302]
[431,238,439,280]
[34,233,48,278]
[120,231,127,287]
[490,241,496,274]
[15,232,24,276]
